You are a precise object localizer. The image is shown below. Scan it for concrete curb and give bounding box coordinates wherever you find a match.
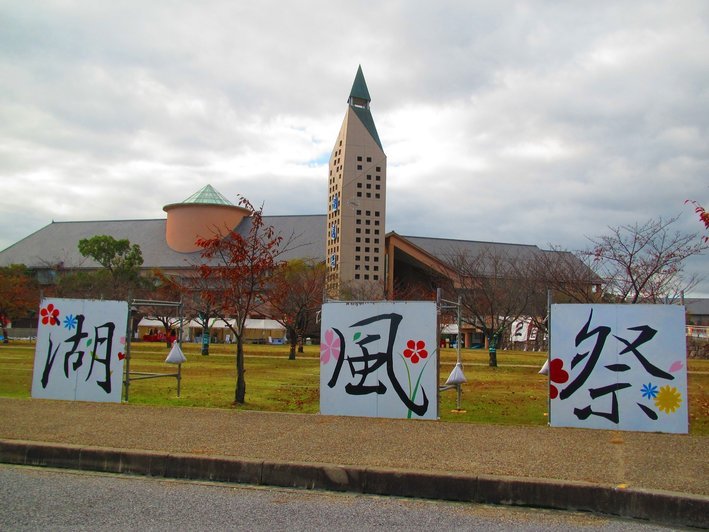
[1,439,707,528]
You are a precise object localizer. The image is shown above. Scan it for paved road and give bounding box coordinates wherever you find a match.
[0,465,671,531]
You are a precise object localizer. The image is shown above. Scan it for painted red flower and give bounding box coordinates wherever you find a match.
[40,303,60,326]
[403,340,428,364]
[549,358,569,399]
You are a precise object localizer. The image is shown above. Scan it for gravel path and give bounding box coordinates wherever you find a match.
[1,397,707,496]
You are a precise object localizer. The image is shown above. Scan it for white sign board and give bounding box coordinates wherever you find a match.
[320,301,438,420]
[509,317,531,342]
[32,298,128,403]
[550,304,687,433]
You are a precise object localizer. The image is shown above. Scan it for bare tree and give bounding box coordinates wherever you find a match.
[140,271,184,347]
[582,216,707,303]
[445,245,534,367]
[165,271,222,356]
[521,246,604,343]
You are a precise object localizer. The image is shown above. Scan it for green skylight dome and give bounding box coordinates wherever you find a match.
[180,184,233,206]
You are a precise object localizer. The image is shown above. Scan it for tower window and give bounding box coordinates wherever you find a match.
[357,165,362,170]
[376,166,381,171]
[357,156,362,161]
[375,193,380,199]
[366,157,372,162]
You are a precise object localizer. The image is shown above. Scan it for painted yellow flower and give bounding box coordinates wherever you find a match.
[654,385,682,414]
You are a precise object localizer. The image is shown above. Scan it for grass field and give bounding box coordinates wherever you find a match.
[1,340,707,434]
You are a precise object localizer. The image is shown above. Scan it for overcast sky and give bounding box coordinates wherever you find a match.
[1,1,708,294]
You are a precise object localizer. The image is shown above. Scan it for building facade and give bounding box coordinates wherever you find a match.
[326,66,387,299]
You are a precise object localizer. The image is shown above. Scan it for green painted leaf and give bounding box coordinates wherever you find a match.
[353,332,361,341]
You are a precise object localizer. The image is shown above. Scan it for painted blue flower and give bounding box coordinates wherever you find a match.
[63,314,78,330]
[641,382,658,400]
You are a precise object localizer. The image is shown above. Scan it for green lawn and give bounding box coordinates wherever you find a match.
[2,340,707,434]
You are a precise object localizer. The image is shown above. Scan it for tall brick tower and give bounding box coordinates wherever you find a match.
[326,66,387,299]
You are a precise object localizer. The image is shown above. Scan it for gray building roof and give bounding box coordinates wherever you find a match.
[402,235,543,264]
[1,214,599,286]
[0,215,326,272]
[400,234,600,284]
[685,298,709,317]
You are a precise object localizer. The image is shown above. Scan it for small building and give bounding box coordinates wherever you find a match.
[136,317,286,345]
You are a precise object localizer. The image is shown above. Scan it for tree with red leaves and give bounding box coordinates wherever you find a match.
[686,200,709,243]
[196,197,285,404]
[0,265,38,343]
[266,259,326,360]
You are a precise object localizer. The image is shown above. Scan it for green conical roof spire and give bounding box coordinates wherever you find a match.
[349,65,371,103]
[180,184,233,206]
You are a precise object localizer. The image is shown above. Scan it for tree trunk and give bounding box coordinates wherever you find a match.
[201,326,210,355]
[488,334,498,367]
[488,349,498,367]
[235,336,246,404]
[289,330,297,360]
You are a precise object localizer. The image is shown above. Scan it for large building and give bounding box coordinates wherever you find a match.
[0,67,599,345]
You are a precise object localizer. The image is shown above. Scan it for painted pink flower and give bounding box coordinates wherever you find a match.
[320,328,341,364]
[403,340,428,364]
[40,303,60,326]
